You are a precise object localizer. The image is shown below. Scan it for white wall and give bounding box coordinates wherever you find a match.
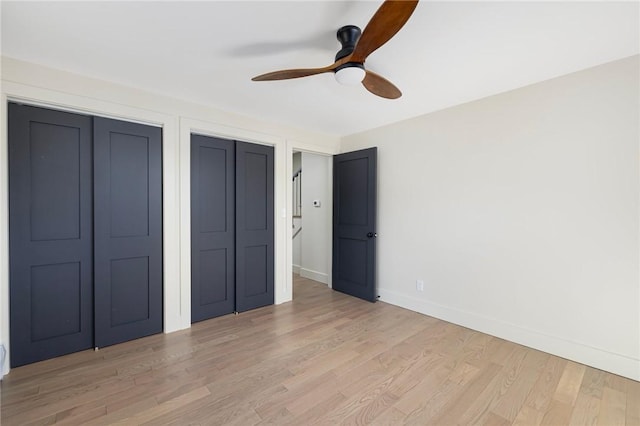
[341,56,640,380]
[299,152,332,284]
[0,57,339,376]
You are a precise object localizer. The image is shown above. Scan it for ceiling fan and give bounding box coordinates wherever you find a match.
[251,0,419,100]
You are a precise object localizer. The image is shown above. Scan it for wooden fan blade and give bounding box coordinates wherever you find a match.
[252,65,334,81]
[351,0,419,63]
[362,70,402,99]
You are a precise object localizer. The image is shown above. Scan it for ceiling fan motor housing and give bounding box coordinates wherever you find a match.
[334,24,366,83]
[335,25,362,61]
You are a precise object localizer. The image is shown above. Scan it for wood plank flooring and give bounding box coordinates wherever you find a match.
[1,275,638,425]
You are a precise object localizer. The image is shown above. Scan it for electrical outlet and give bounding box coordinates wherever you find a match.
[416,280,424,292]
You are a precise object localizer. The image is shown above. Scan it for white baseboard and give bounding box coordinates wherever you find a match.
[378,288,640,381]
[292,264,301,275]
[300,268,329,285]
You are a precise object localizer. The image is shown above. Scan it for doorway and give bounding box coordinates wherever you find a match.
[290,147,378,303]
[291,151,332,290]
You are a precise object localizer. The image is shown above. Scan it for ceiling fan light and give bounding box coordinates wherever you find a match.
[335,64,366,86]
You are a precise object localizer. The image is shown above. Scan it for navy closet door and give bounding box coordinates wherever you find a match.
[235,142,274,312]
[93,117,163,347]
[8,104,94,367]
[191,134,235,322]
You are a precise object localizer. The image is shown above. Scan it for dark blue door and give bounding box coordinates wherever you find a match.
[191,134,236,322]
[9,104,94,367]
[190,138,274,317]
[235,142,274,312]
[332,148,377,302]
[93,117,163,347]
[9,106,164,365]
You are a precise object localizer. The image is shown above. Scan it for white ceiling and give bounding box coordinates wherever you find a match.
[2,1,638,137]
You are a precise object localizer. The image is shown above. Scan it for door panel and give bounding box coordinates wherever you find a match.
[30,262,82,341]
[93,117,163,347]
[191,135,235,322]
[9,103,94,367]
[332,148,377,302]
[235,142,274,312]
[108,133,150,237]
[29,121,82,240]
[244,245,268,297]
[110,256,150,326]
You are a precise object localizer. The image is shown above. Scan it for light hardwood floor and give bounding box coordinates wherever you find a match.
[1,275,638,425]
